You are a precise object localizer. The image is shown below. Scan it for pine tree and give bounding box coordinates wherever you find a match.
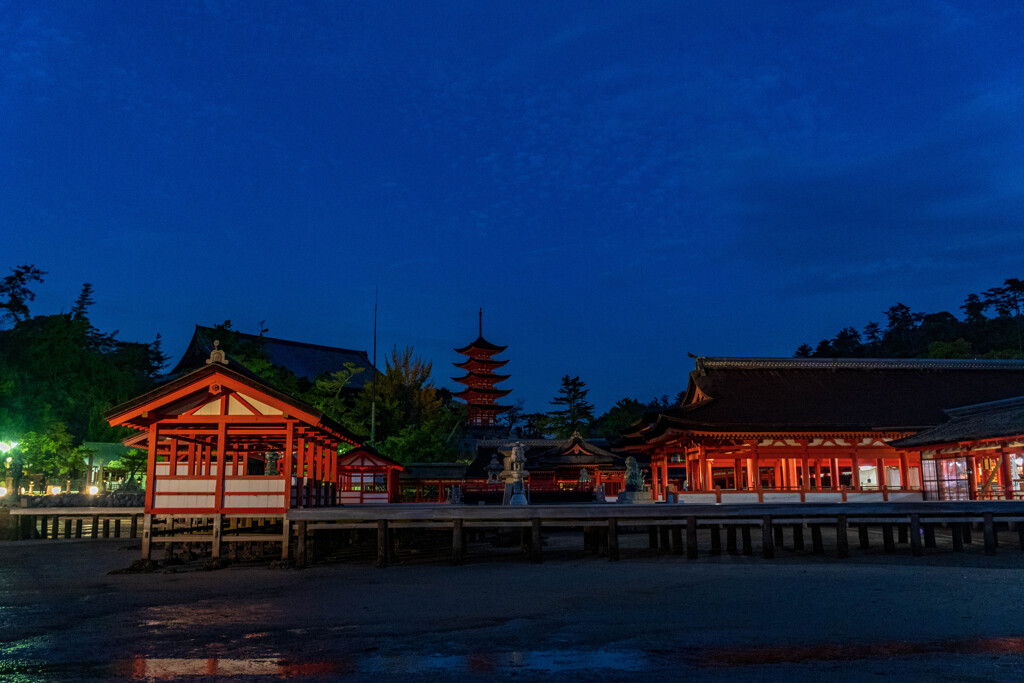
[546,375,595,438]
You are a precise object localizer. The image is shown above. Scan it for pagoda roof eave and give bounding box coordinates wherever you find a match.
[454,358,508,369]
[455,335,508,354]
[451,372,511,383]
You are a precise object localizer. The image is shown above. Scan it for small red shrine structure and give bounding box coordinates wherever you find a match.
[453,311,511,430]
[892,395,1024,501]
[619,357,1024,503]
[106,345,401,514]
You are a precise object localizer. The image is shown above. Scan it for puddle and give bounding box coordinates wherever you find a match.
[705,636,1024,666]
[110,649,649,678]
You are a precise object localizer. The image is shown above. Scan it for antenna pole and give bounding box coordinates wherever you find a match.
[479,307,482,337]
[371,288,378,443]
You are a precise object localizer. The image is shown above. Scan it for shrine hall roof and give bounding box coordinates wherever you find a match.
[620,357,1024,443]
[890,395,1024,449]
[169,325,377,387]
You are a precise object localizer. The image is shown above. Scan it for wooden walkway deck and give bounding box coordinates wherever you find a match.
[12,502,1024,568]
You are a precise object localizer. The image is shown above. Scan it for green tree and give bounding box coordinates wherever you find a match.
[546,375,595,438]
[18,423,91,488]
[594,397,645,439]
[0,264,46,325]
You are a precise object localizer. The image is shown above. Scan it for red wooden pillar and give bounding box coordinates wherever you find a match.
[898,451,909,489]
[660,459,669,497]
[753,450,761,492]
[851,451,861,490]
[876,457,885,489]
[967,454,978,500]
[283,422,294,507]
[144,423,158,512]
[1000,447,1014,500]
[214,420,227,512]
[830,457,839,489]
[296,437,306,508]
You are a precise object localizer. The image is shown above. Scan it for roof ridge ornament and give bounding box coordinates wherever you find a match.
[206,340,229,366]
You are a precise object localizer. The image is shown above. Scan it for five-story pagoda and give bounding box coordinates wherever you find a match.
[453,310,511,434]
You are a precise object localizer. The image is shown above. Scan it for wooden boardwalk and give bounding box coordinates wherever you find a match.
[12,502,1024,568]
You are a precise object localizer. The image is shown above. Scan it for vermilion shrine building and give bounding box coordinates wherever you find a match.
[106,347,402,517]
[619,357,1024,503]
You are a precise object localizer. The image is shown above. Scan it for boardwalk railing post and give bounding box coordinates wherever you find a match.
[761,516,775,559]
[376,519,389,568]
[726,525,738,555]
[212,515,223,559]
[858,524,870,550]
[75,519,83,539]
[983,513,996,556]
[883,524,896,553]
[923,524,936,549]
[741,525,753,556]
[836,515,849,559]
[141,514,153,560]
[281,519,291,561]
[686,516,698,559]
[130,514,138,539]
[531,519,543,564]
[951,523,963,552]
[452,518,464,565]
[607,518,619,562]
[648,526,658,549]
[659,525,670,552]
[64,519,72,539]
[710,525,722,555]
[671,525,683,555]
[909,514,922,557]
[91,515,99,539]
[811,524,824,555]
[792,524,804,551]
[296,521,308,568]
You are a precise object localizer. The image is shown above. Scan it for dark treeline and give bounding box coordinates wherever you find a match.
[795,277,1024,360]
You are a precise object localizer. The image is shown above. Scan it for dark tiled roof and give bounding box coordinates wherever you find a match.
[465,436,630,478]
[891,396,1024,448]
[169,325,377,387]
[628,357,1024,440]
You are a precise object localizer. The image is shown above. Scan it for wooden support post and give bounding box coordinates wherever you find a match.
[114,519,121,538]
[607,518,619,562]
[710,524,722,555]
[102,519,110,538]
[773,524,784,547]
[836,515,849,559]
[1017,524,1024,552]
[671,525,683,555]
[130,515,138,539]
[898,524,909,544]
[983,513,996,556]
[910,514,922,557]
[858,524,870,549]
[923,524,936,548]
[92,515,100,539]
[141,515,153,560]
[64,519,72,538]
[280,520,290,561]
[741,525,753,556]
[583,527,593,553]
[452,518,464,565]
[658,525,670,552]
[686,516,698,559]
[295,521,308,568]
[762,516,775,559]
[811,524,823,555]
[377,520,389,568]
[883,524,896,553]
[726,525,738,554]
[648,526,658,549]
[531,519,543,564]
[212,515,223,559]
[75,519,82,539]
[792,524,804,551]
[951,523,963,552]
[962,523,972,544]
[51,516,59,539]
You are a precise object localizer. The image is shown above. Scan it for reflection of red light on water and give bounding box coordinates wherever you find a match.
[112,656,348,679]
[466,653,496,672]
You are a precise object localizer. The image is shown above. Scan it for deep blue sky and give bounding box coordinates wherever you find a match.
[3,2,1023,412]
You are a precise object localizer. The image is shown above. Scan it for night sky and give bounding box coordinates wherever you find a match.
[3,2,1023,412]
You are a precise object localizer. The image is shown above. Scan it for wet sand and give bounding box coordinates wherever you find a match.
[2,533,1024,682]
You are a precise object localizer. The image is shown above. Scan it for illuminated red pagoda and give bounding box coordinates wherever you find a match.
[453,310,511,430]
